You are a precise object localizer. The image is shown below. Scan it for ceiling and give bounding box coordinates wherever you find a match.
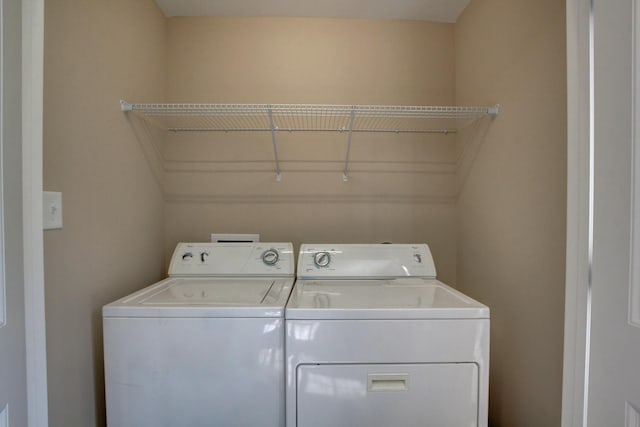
[154,0,472,23]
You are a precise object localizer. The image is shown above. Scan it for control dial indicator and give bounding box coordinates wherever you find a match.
[313,251,331,268]
[200,251,209,263]
[261,249,280,266]
[182,252,194,261]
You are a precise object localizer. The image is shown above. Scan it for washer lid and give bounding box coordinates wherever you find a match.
[103,277,294,318]
[285,279,489,320]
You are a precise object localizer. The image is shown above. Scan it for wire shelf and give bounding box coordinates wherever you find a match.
[120,101,499,181]
[121,102,498,133]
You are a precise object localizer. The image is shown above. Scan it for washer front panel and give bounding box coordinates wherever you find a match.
[104,317,285,427]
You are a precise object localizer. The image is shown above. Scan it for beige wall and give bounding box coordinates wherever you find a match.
[42,5,568,426]
[43,1,167,426]
[164,18,459,284]
[454,0,567,426]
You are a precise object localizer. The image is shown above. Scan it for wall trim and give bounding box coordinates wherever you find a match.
[630,0,640,328]
[626,401,640,427]
[562,0,593,426]
[0,0,5,329]
[0,404,7,427]
[22,0,48,425]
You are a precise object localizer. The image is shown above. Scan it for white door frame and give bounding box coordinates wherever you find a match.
[17,0,593,426]
[22,0,48,426]
[562,0,595,426]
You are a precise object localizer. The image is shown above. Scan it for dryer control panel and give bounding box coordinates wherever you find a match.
[298,244,437,279]
[169,242,294,277]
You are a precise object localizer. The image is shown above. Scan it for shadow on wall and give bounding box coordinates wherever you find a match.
[456,115,496,195]
[124,112,166,192]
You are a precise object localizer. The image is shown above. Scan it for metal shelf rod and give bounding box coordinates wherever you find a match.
[165,128,458,134]
[267,106,282,182]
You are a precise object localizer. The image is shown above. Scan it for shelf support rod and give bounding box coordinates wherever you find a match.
[267,106,282,182]
[342,106,356,182]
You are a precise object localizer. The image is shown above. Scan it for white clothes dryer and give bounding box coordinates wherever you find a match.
[286,243,490,427]
[103,242,294,427]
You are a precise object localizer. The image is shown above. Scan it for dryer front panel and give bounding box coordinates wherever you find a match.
[296,363,479,427]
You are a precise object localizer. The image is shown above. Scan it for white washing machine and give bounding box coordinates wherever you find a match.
[286,244,490,427]
[103,242,294,427]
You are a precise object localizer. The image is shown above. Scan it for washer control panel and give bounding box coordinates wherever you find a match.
[298,244,437,279]
[169,242,294,277]
[261,249,280,265]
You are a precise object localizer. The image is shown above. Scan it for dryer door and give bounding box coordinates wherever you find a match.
[297,363,478,427]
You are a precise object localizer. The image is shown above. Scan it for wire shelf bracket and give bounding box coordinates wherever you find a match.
[343,106,356,182]
[267,106,282,182]
[120,100,500,182]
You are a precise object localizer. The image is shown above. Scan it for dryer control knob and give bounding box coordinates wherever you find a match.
[313,251,331,268]
[182,252,194,261]
[261,249,279,265]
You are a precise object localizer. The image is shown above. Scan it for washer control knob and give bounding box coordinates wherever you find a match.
[182,252,194,261]
[261,249,279,265]
[200,252,209,263]
[313,251,331,268]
